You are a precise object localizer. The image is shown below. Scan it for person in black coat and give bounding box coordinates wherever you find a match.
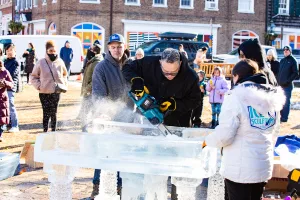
[278,45,299,122]
[122,48,201,199]
[238,38,277,86]
[22,43,36,83]
[266,49,280,78]
[122,48,201,128]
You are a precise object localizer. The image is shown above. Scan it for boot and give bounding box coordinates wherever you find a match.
[90,184,99,200]
[117,186,122,197]
[216,120,219,126]
[211,120,216,129]
[171,184,178,200]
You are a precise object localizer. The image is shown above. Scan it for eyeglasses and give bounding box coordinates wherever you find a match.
[284,49,290,51]
[161,66,180,77]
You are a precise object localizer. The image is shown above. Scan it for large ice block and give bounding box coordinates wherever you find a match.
[34,131,217,179]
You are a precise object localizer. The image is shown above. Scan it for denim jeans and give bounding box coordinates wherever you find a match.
[280,85,293,122]
[64,62,71,79]
[7,91,19,128]
[93,169,122,187]
[211,103,222,121]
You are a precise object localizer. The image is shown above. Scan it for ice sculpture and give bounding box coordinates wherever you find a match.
[34,124,217,200]
[275,144,300,171]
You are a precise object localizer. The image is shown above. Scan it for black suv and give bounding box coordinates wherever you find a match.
[131,32,211,63]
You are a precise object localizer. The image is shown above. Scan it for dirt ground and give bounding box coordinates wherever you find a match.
[0,77,300,153]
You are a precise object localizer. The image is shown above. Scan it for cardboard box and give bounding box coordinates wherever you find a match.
[20,141,43,169]
[272,156,290,179]
[265,178,288,192]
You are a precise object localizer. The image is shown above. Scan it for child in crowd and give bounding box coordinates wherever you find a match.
[191,70,206,127]
[0,60,14,142]
[206,67,229,129]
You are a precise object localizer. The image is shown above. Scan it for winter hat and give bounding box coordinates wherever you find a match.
[93,40,101,45]
[283,45,292,53]
[46,40,56,50]
[65,40,70,44]
[108,33,125,45]
[238,38,265,69]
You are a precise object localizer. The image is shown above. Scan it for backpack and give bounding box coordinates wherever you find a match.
[287,168,300,195]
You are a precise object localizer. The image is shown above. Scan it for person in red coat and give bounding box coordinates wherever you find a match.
[0,61,14,142]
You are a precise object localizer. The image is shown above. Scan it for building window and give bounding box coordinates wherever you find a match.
[48,22,57,35]
[79,0,100,4]
[180,0,193,9]
[153,0,167,7]
[72,22,105,55]
[127,32,159,51]
[42,0,46,5]
[238,0,254,13]
[52,0,57,3]
[205,0,218,10]
[289,35,295,49]
[33,0,38,7]
[125,0,140,6]
[232,30,258,50]
[279,0,289,15]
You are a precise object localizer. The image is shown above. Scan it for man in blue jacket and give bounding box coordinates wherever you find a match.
[278,45,299,122]
[60,40,73,79]
[4,44,20,132]
[91,33,130,199]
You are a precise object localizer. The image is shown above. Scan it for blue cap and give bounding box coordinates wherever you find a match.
[108,33,125,45]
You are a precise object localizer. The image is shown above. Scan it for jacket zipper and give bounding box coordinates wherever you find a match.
[213,79,217,103]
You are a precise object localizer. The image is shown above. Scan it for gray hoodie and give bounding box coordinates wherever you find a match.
[92,51,129,101]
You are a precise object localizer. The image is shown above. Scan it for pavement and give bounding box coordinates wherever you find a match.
[0,168,94,200]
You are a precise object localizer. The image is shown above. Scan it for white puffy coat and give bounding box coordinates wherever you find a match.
[205,82,285,184]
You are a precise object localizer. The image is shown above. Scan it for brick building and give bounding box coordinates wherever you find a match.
[12,0,267,54]
[0,0,12,35]
[267,0,300,49]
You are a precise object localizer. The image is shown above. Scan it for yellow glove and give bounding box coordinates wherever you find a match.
[159,97,176,112]
[209,79,214,86]
[131,77,149,97]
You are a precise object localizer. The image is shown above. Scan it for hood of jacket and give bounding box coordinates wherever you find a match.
[233,82,285,116]
[105,50,128,68]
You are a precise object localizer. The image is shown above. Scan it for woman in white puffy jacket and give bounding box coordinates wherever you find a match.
[204,59,285,200]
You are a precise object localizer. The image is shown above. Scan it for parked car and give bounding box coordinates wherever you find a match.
[213,45,277,64]
[0,35,84,74]
[131,32,211,64]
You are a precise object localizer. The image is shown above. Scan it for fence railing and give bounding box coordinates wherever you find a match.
[195,63,235,79]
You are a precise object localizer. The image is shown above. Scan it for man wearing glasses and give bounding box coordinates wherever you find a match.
[278,45,299,122]
[122,48,200,199]
[123,48,200,127]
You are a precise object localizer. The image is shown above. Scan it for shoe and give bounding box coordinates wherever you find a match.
[8,127,19,133]
[90,184,99,200]
[0,136,3,142]
[280,119,287,123]
[210,120,216,129]
[2,125,7,131]
[216,120,219,126]
[117,186,122,197]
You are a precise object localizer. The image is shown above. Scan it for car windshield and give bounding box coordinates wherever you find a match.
[137,42,158,51]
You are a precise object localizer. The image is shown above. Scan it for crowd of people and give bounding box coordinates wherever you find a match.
[0,32,299,200]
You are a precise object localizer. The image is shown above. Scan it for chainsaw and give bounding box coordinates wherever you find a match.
[128,92,172,136]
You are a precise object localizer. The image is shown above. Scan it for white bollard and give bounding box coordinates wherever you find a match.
[44,164,77,200]
[172,177,203,200]
[121,172,145,200]
[96,170,120,200]
[144,175,168,200]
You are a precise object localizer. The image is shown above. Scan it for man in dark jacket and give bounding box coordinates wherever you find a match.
[278,45,299,122]
[4,44,20,132]
[122,48,201,200]
[60,40,73,78]
[91,33,129,199]
[123,48,201,127]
